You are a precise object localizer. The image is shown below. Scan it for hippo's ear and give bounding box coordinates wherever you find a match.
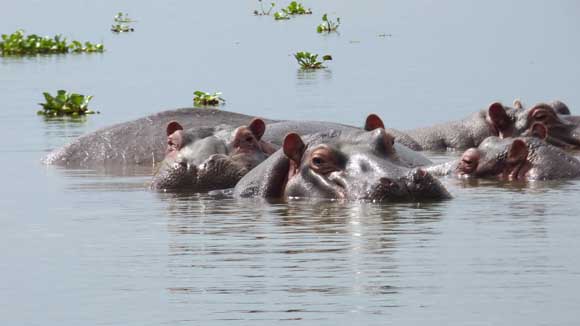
[166,121,183,136]
[248,118,266,140]
[529,123,548,140]
[488,102,513,138]
[507,139,529,164]
[283,133,306,164]
[364,114,385,131]
[550,100,570,115]
[513,98,524,109]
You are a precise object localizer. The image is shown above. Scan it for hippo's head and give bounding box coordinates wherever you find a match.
[236,126,450,202]
[512,101,580,149]
[151,118,277,191]
[454,123,580,180]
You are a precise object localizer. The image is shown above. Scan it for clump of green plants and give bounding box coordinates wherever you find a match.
[0,30,104,56]
[111,12,135,33]
[37,90,98,117]
[254,0,275,15]
[294,51,332,69]
[316,14,340,33]
[193,91,225,106]
[274,1,311,20]
[114,12,134,23]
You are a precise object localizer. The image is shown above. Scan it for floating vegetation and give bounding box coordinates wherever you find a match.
[294,51,331,69]
[37,90,98,117]
[111,24,134,33]
[0,30,104,56]
[274,1,311,20]
[316,14,340,33]
[193,91,225,106]
[111,12,135,33]
[274,11,290,20]
[254,0,275,16]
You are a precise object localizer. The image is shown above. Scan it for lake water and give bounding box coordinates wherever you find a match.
[2,1,580,325]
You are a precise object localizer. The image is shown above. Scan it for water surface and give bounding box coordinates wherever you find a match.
[1,1,580,325]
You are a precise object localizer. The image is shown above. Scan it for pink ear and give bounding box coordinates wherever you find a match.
[166,121,183,136]
[283,133,306,164]
[507,139,529,163]
[488,102,512,136]
[364,114,385,131]
[248,118,266,140]
[529,122,547,140]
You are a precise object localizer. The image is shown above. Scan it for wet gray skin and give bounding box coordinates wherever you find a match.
[42,107,422,167]
[427,125,580,181]
[404,100,580,151]
[264,120,423,150]
[154,114,431,192]
[151,118,276,191]
[511,102,580,150]
[43,108,279,167]
[234,128,450,202]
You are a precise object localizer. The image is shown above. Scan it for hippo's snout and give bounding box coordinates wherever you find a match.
[151,159,198,190]
[365,169,450,202]
[404,168,452,200]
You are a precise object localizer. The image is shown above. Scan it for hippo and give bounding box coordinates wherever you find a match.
[42,107,422,168]
[42,108,280,168]
[404,100,580,151]
[234,128,451,202]
[153,113,431,192]
[426,123,580,181]
[151,118,277,191]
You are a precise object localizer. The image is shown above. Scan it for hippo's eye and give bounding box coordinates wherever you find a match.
[532,110,549,121]
[312,157,323,166]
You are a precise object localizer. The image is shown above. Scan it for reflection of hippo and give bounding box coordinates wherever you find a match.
[151,118,277,191]
[427,123,580,180]
[234,128,451,202]
[43,108,279,167]
[405,100,580,151]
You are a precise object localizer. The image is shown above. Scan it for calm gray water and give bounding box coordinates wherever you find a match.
[2,1,580,325]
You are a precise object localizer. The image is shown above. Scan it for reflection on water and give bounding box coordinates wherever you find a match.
[3,0,580,324]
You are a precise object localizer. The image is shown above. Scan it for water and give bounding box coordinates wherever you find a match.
[1,1,580,325]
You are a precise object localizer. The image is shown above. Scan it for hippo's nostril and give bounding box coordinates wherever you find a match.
[379,177,394,186]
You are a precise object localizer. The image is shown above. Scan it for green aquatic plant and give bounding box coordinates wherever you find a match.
[111,24,134,33]
[0,30,104,56]
[37,90,98,117]
[111,12,135,33]
[316,14,340,33]
[274,1,311,20]
[193,91,225,106]
[294,51,331,69]
[254,0,275,15]
[274,11,290,20]
[113,12,134,23]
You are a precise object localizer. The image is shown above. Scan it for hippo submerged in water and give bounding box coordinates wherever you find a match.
[427,123,580,181]
[405,100,580,151]
[151,118,277,191]
[43,108,279,167]
[153,114,430,192]
[234,127,450,202]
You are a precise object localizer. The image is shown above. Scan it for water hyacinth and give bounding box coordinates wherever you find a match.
[193,91,225,106]
[37,90,98,117]
[0,30,104,56]
[294,51,332,69]
[316,14,340,33]
[274,1,311,20]
[111,12,135,33]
